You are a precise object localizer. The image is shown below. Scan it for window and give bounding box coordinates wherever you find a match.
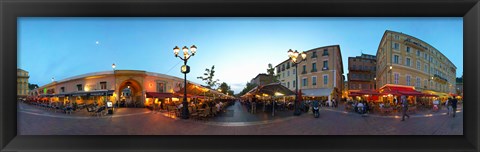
[293,69,296,75]
[394,55,399,64]
[157,82,165,92]
[100,81,107,90]
[406,47,411,53]
[287,82,290,88]
[393,43,399,50]
[394,35,399,40]
[322,49,329,56]
[406,58,411,66]
[302,78,308,87]
[424,53,428,60]
[424,64,428,73]
[312,76,317,86]
[323,75,328,85]
[416,77,421,87]
[323,60,328,69]
[424,79,428,88]
[416,50,420,56]
[312,51,317,58]
[302,65,307,74]
[406,75,411,86]
[352,65,356,70]
[293,80,296,88]
[417,61,421,70]
[394,73,399,84]
[287,70,290,77]
[312,63,317,72]
[76,84,83,91]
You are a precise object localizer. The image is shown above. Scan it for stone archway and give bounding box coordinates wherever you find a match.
[118,79,144,107]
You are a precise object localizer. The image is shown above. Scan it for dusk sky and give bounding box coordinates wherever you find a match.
[18,17,463,94]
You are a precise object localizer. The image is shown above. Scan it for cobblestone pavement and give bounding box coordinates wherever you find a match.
[18,102,463,135]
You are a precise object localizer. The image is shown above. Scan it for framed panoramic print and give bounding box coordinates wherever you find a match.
[1,0,479,152]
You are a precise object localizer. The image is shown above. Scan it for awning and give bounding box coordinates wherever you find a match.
[256,83,295,96]
[349,90,380,97]
[379,84,425,96]
[146,92,174,98]
[422,90,448,98]
[301,88,333,97]
[88,90,114,96]
[39,94,54,97]
[69,90,114,97]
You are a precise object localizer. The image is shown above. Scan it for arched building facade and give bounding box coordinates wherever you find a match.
[29,70,206,107]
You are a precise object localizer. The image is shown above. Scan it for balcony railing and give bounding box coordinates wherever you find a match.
[322,67,329,71]
[434,74,448,83]
[311,69,317,72]
[302,71,307,74]
[322,53,329,56]
[404,38,428,50]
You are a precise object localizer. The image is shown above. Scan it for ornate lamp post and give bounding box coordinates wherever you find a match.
[112,63,117,108]
[287,49,307,116]
[173,45,197,119]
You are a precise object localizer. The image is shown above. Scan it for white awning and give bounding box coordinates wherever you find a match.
[301,88,333,97]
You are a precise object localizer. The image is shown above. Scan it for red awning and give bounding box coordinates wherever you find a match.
[349,90,381,96]
[146,92,174,98]
[379,85,425,96]
[173,93,205,99]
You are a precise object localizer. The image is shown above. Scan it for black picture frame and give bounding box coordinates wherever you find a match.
[1,0,479,151]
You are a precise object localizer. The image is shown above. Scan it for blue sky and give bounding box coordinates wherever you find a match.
[18,17,463,94]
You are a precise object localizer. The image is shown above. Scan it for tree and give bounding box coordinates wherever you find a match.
[237,82,258,96]
[218,82,230,94]
[266,63,280,83]
[218,82,235,95]
[197,65,220,89]
[28,83,39,90]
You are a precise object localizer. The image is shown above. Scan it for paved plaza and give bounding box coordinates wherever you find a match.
[18,101,463,135]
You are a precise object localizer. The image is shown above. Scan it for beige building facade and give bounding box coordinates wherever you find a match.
[275,45,344,101]
[348,53,377,91]
[376,30,457,96]
[17,68,30,98]
[29,70,199,107]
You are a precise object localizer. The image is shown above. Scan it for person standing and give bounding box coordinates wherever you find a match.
[401,95,410,121]
[451,96,458,117]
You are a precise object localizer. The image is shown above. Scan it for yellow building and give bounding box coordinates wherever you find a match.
[275,45,344,101]
[17,68,30,99]
[375,30,457,99]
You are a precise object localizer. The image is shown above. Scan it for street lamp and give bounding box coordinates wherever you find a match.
[112,63,117,108]
[173,45,197,119]
[288,49,307,116]
[389,65,393,84]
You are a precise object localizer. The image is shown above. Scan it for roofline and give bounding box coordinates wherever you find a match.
[275,45,343,73]
[383,30,457,69]
[35,70,202,90]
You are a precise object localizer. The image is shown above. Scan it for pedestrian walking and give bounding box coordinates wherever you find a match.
[451,96,458,117]
[401,95,410,121]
